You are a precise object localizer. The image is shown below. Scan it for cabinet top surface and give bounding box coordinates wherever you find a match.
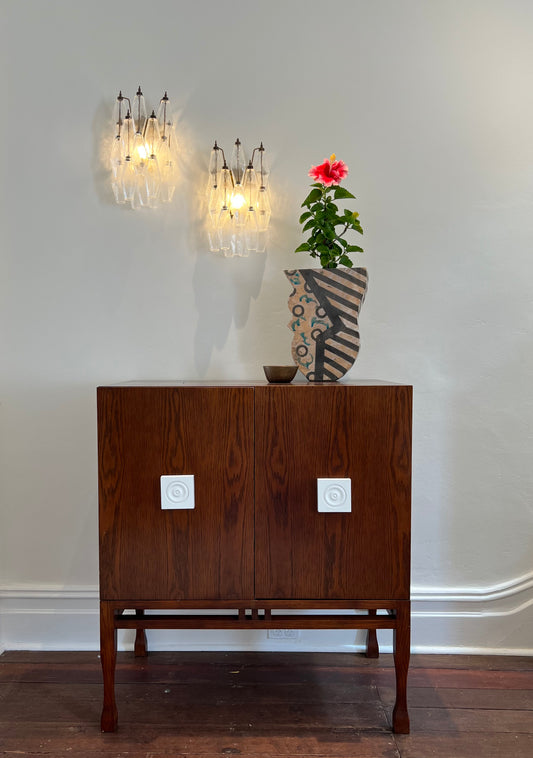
[98,379,412,389]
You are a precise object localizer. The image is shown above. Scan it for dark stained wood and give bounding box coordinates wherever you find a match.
[133,609,147,656]
[407,706,533,733]
[97,382,412,733]
[392,600,410,734]
[2,652,533,757]
[98,598,402,609]
[3,650,530,669]
[99,601,117,732]
[113,613,398,629]
[395,733,533,758]
[366,610,380,658]
[254,384,412,600]
[397,667,533,690]
[0,723,401,757]
[379,684,533,709]
[0,683,388,729]
[98,386,254,601]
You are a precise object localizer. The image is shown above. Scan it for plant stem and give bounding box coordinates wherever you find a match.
[337,223,350,238]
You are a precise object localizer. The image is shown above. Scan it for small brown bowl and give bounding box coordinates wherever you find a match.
[263,365,298,383]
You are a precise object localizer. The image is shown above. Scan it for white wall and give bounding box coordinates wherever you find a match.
[1,0,533,653]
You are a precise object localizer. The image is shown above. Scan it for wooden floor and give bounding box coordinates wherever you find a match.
[0,651,532,757]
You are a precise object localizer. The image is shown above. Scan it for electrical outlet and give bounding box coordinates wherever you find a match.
[267,629,300,640]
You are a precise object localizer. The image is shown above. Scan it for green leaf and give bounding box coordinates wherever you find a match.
[333,186,356,200]
[339,255,354,267]
[317,243,332,254]
[346,245,364,253]
[299,211,312,223]
[302,219,315,233]
[302,188,322,206]
[294,243,311,253]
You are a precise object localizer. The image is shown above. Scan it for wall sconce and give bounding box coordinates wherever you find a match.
[110,87,178,209]
[206,138,271,257]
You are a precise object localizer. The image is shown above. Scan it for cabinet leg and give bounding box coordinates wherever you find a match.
[365,610,379,658]
[134,610,148,657]
[100,602,118,732]
[392,601,410,734]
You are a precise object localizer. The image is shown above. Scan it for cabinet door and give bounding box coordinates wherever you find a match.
[98,387,254,601]
[254,385,412,600]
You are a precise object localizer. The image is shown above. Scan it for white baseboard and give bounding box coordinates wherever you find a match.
[1,573,532,655]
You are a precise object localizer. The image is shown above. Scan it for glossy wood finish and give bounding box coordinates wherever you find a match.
[366,610,380,658]
[111,608,399,630]
[392,601,411,734]
[99,602,117,732]
[255,385,412,599]
[133,610,147,657]
[97,382,412,735]
[98,386,254,601]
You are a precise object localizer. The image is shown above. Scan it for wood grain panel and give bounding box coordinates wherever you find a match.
[98,387,254,600]
[254,384,412,599]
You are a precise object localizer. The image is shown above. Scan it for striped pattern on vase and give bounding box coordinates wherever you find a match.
[285,267,368,382]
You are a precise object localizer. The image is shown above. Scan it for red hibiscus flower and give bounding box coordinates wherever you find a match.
[308,154,348,186]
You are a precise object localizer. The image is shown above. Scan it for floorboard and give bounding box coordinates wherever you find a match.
[0,651,532,757]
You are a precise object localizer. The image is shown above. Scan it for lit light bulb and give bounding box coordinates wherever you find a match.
[131,132,148,167]
[205,139,270,253]
[230,186,246,211]
[110,90,178,208]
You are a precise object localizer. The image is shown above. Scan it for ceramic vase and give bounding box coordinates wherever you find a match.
[285,267,368,382]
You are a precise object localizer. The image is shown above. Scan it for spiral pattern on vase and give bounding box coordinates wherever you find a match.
[285,267,368,382]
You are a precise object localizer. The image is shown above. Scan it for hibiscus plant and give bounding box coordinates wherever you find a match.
[295,154,363,269]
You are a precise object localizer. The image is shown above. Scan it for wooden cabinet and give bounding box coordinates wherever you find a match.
[98,381,412,733]
[98,387,254,601]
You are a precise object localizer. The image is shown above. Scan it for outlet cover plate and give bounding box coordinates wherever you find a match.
[267,629,300,640]
[160,475,195,510]
[317,478,351,512]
